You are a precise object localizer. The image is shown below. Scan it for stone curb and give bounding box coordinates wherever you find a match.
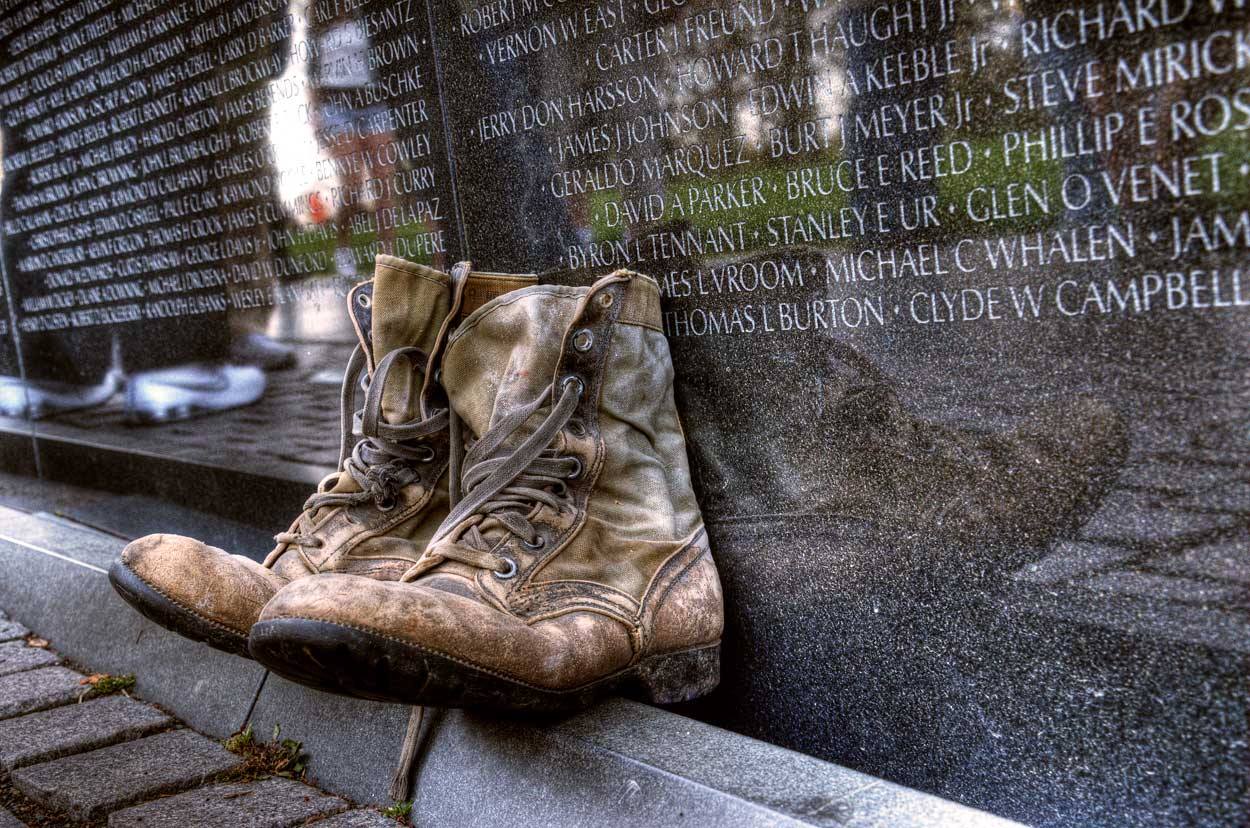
[0,505,1025,827]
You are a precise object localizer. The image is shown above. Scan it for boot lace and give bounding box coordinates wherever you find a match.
[400,376,584,581]
[270,344,446,560]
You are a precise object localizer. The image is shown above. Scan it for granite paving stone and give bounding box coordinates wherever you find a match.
[0,694,173,771]
[309,810,398,827]
[11,729,243,821]
[0,642,59,677]
[0,806,25,828]
[0,620,29,643]
[0,667,84,720]
[106,778,348,828]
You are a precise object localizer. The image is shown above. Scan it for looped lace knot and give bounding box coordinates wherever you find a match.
[269,343,445,563]
[400,377,583,582]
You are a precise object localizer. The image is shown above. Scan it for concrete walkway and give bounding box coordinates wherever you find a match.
[0,608,396,828]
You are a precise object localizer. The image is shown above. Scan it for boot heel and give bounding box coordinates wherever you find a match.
[630,644,720,705]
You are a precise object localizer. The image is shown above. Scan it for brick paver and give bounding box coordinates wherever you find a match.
[107,778,348,828]
[312,810,399,827]
[0,667,84,720]
[11,729,243,821]
[0,620,29,643]
[0,609,379,826]
[0,694,172,772]
[0,641,59,678]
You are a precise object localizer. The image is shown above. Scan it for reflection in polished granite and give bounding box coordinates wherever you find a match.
[1,0,1249,825]
[428,0,1250,825]
[0,339,349,484]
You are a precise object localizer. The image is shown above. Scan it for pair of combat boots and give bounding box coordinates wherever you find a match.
[110,255,724,714]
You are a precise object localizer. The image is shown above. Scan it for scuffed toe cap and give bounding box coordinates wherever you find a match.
[120,533,287,635]
[259,574,633,691]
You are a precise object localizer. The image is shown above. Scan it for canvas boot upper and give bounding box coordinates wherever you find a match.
[252,271,724,708]
[110,256,536,657]
[264,255,459,583]
[268,257,537,581]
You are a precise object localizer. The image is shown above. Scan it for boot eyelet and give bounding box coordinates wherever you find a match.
[523,535,546,551]
[565,457,582,479]
[494,556,518,579]
[572,329,594,352]
[598,292,614,308]
[561,375,584,397]
[356,292,371,309]
[415,444,435,462]
[376,495,397,512]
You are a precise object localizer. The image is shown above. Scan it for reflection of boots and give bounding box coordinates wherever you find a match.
[230,332,297,371]
[822,378,1128,543]
[0,336,124,419]
[0,369,123,419]
[251,271,724,711]
[109,256,536,656]
[124,364,265,424]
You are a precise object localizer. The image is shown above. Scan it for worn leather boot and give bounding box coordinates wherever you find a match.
[108,256,535,657]
[251,271,724,711]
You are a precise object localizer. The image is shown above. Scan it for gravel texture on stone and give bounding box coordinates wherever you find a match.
[0,667,83,720]
[11,729,242,821]
[106,778,348,828]
[309,809,399,827]
[0,642,58,678]
[0,620,29,644]
[0,694,173,771]
[0,806,26,828]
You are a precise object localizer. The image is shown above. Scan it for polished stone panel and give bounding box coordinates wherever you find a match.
[0,0,461,513]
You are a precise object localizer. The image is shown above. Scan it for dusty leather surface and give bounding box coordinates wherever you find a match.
[121,533,286,634]
[122,259,543,645]
[273,271,725,690]
[260,574,634,690]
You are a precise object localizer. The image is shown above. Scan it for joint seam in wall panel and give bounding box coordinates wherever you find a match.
[425,0,472,260]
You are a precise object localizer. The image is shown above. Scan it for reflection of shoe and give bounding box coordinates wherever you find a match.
[251,271,724,713]
[230,332,297,371]
[0,371,122,419]
[109,257,538,656]
[124,364,265,424]
[335,247,357,278]
[824,382,1129,543]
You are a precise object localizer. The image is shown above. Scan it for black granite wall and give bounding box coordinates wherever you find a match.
[1,1,1247,825]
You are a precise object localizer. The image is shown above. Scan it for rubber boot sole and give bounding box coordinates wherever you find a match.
[108,560,252,658]
[249,617,719,713]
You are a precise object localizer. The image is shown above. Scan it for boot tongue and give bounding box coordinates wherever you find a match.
[424,286,581,585]
[370,255,450,424]
[319,257,450,503]
[442,285,579,446]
